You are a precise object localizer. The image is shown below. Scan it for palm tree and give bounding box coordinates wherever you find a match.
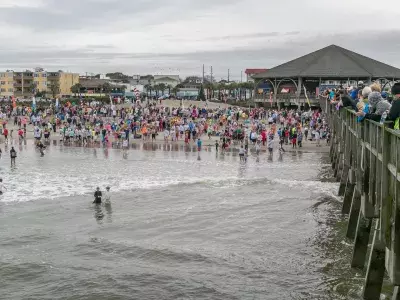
[153,84,160,97]
[144,84,152,97]
[171,86,180,96]
[217,83,225,100]
[229,82,238,99]
[204,83,214,100]
[167,84,173,95]
[158,83,166,96]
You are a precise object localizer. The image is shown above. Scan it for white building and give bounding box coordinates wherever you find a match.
[153,75,180,88]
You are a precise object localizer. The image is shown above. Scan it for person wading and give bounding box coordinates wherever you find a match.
[93,187,102,204]
[10,147,17,166]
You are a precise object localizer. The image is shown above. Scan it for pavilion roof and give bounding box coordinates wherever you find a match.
[253,44,400,79]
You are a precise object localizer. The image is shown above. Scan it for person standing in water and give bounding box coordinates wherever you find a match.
[93,187,102,204]
[103,186,111,205]
[37,140,45,156]
[10,147,17,166]
[239,145,245,161]
[197,138,202,152]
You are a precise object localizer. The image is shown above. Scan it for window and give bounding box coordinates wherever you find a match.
[8,88,13,92]
[43,81,47,86]
[34,73,39,77]
[0,81,5,85]
[8,81,13,84]
[42,73,47,77]
[0,88,5,92]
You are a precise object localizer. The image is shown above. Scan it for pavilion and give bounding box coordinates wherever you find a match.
[252,44,400,108]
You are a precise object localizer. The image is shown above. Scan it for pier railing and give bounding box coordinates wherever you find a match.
[330,104,400,299]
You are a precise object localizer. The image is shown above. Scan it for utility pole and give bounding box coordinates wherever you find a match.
[228,69,230,83]
[210,66,213,100]
[202,64,205,84]
[241,71,243,83]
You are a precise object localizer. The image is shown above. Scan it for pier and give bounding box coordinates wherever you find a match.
[329,104,400,299]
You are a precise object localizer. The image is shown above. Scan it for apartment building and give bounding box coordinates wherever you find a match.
[0,69,79,98]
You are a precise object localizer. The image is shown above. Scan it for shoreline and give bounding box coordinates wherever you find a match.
[0,129,330,154]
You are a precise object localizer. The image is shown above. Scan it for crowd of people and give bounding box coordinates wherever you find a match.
[323,81,400,128]
[0,98,330,159]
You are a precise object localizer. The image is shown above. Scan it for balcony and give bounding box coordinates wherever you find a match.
[47,73,60,79]
[14,82,23,87]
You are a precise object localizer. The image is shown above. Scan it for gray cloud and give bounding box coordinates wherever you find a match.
[0,0,239,31]
[0,0,399,80]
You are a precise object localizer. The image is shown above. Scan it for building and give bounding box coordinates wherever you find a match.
[252,44,400,108]
[0,68,79,98]
[181,76,209,89]
[245,69,268,82]
[0,71,15,97]
[153,75,180,88]
[138,75,154,86]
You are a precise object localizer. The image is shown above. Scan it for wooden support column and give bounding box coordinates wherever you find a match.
[347,189,362,239]
[351,210,373,269]
[362,220,386,300]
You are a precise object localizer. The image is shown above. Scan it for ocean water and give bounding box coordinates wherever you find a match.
[0,142,391,299]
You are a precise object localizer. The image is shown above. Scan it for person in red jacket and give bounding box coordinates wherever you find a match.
[3,127,8,142]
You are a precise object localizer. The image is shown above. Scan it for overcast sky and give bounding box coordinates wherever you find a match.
[0,0,399,80]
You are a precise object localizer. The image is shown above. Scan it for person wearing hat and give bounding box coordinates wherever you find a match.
[388,83,400,129]
[93,187,102,204]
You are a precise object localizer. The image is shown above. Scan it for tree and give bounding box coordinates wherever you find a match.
[144,84,152,97]
[171,86,180,96]
[167,84,173,95]
[204,83,214,100]
[198,85,206,101]
[158,83,166,95]
[71,83,82,96]
[48,81,60,99]
[35,91,46,98]
[228,82,238,98]
[102,82,112,94]
[29,82,37,96]
[153,84,160,97]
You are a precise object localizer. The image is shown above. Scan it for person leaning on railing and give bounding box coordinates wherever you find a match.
[356,83,400,129]
[387,82,400,129]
